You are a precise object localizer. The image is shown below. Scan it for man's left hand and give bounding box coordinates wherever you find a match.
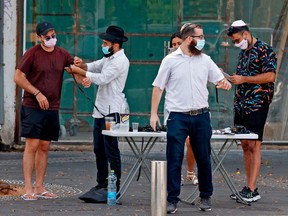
[216,79,232,90]
[230,74,245,85]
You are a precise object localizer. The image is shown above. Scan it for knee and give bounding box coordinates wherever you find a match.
[241,141,250,151]
[39,141,50,152]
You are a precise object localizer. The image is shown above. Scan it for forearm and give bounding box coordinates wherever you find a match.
[151,87,163,115]
[14,69,39,95]
[72,74,86,84]
[79,63,88,71]
[243,72,275,84]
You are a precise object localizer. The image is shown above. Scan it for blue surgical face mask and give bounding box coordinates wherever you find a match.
[102,46,111,55]
[195,39,205,51]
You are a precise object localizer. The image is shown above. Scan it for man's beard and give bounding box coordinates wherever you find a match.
[188,42,202,56]
[104,47,114,58]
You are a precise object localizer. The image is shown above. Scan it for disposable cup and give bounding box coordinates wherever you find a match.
[132,122,139,132]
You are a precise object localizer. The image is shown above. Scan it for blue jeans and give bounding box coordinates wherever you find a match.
[93,113,121,191]
[166,112,213,204]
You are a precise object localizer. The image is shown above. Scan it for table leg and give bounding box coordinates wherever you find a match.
[116,137,159,202]
[181,139,250,206]
[211,145,250,205]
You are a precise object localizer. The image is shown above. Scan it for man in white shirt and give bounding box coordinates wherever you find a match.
[150,23,231,213]
[66,25,129,203]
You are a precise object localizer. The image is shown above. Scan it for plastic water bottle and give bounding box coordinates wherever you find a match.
[107,170,117,206]
[119,98,130,132]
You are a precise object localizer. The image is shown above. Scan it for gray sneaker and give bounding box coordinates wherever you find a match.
[199,197,211,211]
[167,202,177,214]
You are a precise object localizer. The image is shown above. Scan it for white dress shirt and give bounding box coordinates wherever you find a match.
[86,49,129,118]
[153,47,224,116]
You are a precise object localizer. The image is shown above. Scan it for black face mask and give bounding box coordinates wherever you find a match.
[188,41,202,56]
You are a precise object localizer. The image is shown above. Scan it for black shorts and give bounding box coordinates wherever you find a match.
[21,106,60,141]
[234,102,270,141]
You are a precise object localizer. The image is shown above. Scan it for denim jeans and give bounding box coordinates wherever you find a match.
[93,113,121,191]
[166,112,213,204]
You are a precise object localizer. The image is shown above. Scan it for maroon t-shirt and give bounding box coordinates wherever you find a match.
[17,45,74,110]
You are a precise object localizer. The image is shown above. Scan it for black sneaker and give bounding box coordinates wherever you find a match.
[252,188,261,202]
[230,186,249,200]
[78,187,107,203]
[239,187,254,202]
[199,197,211,211]
[167,202,177,214]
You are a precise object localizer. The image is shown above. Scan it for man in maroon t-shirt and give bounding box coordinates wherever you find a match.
[14,21,86,200]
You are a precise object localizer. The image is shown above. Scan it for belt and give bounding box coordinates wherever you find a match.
[182,107,210,116]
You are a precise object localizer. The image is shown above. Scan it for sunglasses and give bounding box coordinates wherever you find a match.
[44,34,56,41]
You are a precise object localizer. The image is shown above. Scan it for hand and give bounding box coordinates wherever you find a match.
[74,56,83,67]
[35,93,49,110]
[216,79,232,91]
[64,65,84,75]
[230,74,245,85]
[150,113,161,131]
[82,78,91,88]
[64,65,73,74]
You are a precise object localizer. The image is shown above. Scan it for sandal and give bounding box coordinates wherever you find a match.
[20,193,38,201]
[186,171,198,185]
[36,191,58,199]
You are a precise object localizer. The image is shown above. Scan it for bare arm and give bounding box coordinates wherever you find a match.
[14,69,49,110]
[150,86,163,131]
[14,69,38,95]
[230,72,275,85]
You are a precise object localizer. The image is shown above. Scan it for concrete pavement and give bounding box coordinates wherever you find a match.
[0,145,288,216]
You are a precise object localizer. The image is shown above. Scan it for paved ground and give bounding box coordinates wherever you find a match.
[0,144,287,216]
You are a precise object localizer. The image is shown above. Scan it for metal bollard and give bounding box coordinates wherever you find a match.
[151,161,167,216]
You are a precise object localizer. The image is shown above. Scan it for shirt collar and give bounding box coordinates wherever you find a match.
[108,49,124,59]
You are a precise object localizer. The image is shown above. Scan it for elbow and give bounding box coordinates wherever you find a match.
[14,74,19,84]
[269,72,276,83]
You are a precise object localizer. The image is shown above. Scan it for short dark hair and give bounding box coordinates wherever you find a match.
[180,23,203,40]
[227,25,249,36]
[170,32,181,48]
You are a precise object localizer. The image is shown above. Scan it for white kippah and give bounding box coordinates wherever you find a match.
[180,23,192,32]
[231,20,247,27]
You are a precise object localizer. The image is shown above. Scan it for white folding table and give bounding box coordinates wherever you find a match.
[102,130,258,204]
[102,130,166,202]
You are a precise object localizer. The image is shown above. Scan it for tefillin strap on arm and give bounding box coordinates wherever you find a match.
[71,73,105,117]
[215,87,219,103]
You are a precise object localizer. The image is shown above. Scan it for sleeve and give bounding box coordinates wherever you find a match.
[86,60,121,85]
[64,50,74,66]
[17,48,34,75]
[87,58,103,74]
[207,56,224,85]
[152,57,171,90]
[261,45,277,73]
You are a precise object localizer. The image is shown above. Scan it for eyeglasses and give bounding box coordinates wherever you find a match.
[44,34,56,41]
[190,35,205,40]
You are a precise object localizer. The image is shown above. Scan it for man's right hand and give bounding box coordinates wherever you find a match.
[74,56,83,67]
[150,113,161,131]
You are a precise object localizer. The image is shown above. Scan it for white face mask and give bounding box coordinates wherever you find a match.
[234,38,248,50]
[44,38,57,48]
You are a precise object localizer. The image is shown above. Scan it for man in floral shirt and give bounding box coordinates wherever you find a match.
[227,20,277,202]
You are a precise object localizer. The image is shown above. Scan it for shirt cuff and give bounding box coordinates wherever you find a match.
[86,71,93,78]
